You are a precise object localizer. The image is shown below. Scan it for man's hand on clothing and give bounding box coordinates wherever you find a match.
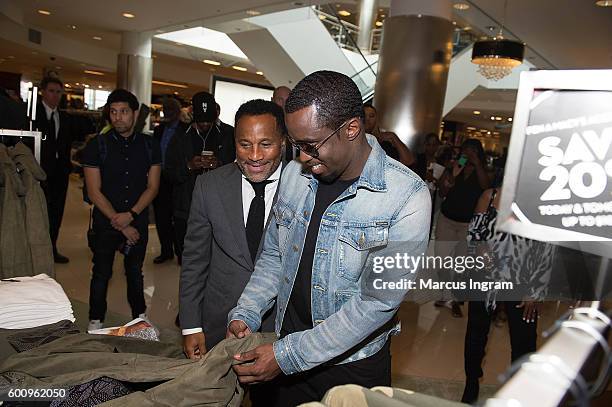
[183,332,207,360]
[121,226,140,245]
[232,343,281,384]
[226,320,252,339]
[200,155,219,170]
[111,212,133,231]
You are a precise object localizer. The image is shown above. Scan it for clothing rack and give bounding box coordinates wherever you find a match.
[486,303,611,407]
[0,129,43,163]
[0,85,42,162]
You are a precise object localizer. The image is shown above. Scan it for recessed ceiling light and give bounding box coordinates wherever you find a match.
[380,14,386,18]
[596,0,612,6]
[453,3,470,10]
[473,110,481,115]
[319,15,326,20]
[122,12,135,18]
[452,21,457,25]
[84,70,104,76]
[98,85,103,89]
[203,59,221,66]
[338,10,351,17]
[64,84,71,88]
[463,26,472,31]
[256,71,263,75]
[486,26,496,31]
[75,82,80,86]
[508,117,513,122]
[69,25,77,30]
[83,84,90,88]
[246,10,261,16]
[174,91,180,95]
[467,126,476,130]
[92,36,102,41]
[375,21,383,27]
[232,66,247,72]
[490,116,496,120]
[38,10,51,16]
[495,116,502,121]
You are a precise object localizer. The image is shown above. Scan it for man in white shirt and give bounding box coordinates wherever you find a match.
[179,99,285,357]
[35,77,75,264]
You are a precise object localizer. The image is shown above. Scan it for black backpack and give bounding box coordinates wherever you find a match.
[82,133,153,204]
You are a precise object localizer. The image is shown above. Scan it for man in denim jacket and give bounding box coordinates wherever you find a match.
[227,71,431,405]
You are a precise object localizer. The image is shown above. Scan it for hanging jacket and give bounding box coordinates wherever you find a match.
[9,142,54,278]
[0,144,30,278]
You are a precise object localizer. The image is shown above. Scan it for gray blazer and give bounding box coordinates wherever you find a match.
[179,162,278,349]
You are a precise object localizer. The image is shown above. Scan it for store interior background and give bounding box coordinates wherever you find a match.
[1,0,611,403]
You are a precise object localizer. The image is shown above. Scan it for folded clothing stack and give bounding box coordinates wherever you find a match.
[0,274,75,329]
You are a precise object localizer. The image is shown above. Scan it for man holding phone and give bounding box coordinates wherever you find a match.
[164,92,235,263]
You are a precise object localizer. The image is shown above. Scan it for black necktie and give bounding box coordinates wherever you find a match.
[48,111,56,141]
[245,179,273,262]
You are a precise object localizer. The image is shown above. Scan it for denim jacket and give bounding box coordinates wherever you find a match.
[228,135,431,375]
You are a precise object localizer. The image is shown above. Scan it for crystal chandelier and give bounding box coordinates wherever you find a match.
[472,38,524,80]
[471,0,524,81]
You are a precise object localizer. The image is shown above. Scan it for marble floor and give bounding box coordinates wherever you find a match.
[52,175,609,403]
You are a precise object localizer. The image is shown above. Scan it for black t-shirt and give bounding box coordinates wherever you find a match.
[280,176,358,337]
[441,168,483,223]
[82,131,161,228]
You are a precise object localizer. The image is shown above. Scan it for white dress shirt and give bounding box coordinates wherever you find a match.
[182,164,282,336]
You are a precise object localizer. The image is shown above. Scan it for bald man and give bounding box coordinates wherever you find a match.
[272,86,293,161]
[271,86,291,110]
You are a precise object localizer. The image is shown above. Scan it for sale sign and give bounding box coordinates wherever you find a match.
[512,90,612,239]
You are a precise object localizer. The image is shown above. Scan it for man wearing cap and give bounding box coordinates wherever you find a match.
[164,92,235,263]
[152,98,188,264]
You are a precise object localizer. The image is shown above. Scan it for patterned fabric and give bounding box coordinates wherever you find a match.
[467,189,554,307]
[7,320,79,353]
[49,376,131,407]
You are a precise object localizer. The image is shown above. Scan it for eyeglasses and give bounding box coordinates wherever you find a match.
[287,120,349,158]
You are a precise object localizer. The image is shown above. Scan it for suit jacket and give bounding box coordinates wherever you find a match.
[33,104,75,178]
[179,163,279,349]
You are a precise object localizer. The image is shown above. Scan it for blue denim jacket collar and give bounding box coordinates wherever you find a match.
[300,134,387,194]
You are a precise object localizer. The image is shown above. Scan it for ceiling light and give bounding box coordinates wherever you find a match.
[256,71,264,75]
[246,10,261,16]
[453,3,470,10]
[375,21,383,27]
[467,126,476,130]
[122,12,135,18]
[83,84,90,88]
[69,25,77,30]
[473,110,481,115]
[92,36,102,41]
[64,84,71,88]
[203,59,221,66]
[84,70,104,76]
[508,117,513,122]
[380,14,386,17]
[472,38,524,80]
[487,131,491,134]
[463,26,472,31]
[319,15,326,20]
[75,82,80,86]
[98,85,103,89]
[174,91,180,95]
[338,10,351,17]
[596,0,612,6]
[232,66,247,72]
[38,10,51,16]
[156,27,247,59]
[452,21,457,25]
[495,116,502,121]
[490,116,496,120]
[152,80,188,88]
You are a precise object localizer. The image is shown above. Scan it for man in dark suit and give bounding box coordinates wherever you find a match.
[179,99,285,357]
[34,77,75,263]
[164,91,235,264]
[152,98,188,264]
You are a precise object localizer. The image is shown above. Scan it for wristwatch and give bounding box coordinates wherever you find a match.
[129,209,138,219]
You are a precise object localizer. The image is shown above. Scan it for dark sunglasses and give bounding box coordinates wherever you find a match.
[287,120,349,158]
